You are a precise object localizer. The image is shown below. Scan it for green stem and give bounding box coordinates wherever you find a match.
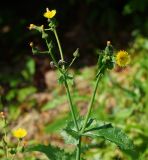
[11,139,21,160]
[53,29,64,62]
[81,73,103,133]
[45,38,78,130]
[65,56,77,73]
[3,118,8,159]
[76,137,81,160]
[64,80,79,131]
[44,38,65,76]
[52,28,79,131]
[45,39,58,66]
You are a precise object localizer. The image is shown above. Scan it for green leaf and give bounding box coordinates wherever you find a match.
[58,75,65,85]
[62,120,80,145]
[42,31,48,39]
[45,114,70,133]
[67,73,74,80]
[84,127,134,151]
[26,58,35,76]
[84,119,112,132]
[61,129,79,145]
[66,73,74,85]
[26,144,75,160]
[6,89,17,101]
[17,86,36,102]
[61,118,83,145]
[42,95,67,111]
[61,117,102,145]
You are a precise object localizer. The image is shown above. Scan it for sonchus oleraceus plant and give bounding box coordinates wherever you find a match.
[0,111,27,160]
[27,8,135,160]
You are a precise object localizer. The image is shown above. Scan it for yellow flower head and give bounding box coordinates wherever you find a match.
[29,24,36,30]
[12,128,27,139]
[43,8,56,19]
[116,50,130,67]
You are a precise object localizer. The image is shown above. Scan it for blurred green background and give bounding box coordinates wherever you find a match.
[0,0,148,159]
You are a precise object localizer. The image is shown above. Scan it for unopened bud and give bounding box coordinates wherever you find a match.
[29,42,34,47]
[105,41,113,55]
[29,24,36,30]
[58,60,66,66]
[73,48,79,57]
[46,8,49,12]
[50,61,55,69]
[107,41,111,46]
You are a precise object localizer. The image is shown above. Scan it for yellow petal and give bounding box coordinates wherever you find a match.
[116,50,130,67]
[12,128,27,139]
[43,10,56,19]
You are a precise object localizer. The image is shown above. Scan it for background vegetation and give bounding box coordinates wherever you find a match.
[0,0,148,159]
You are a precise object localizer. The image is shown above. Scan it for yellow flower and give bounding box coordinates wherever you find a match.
[29,24,36,30]
[43,9,56,19]
[116,50,130,67]
[12,128,27,139]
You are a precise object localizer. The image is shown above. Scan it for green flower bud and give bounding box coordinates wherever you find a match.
[73,48,79,57]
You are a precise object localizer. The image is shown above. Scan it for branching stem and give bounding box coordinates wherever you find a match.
[46,28,79,131]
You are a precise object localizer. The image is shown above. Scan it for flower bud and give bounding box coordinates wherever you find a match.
[50,61,55,68]
[105,41,114,55]
[107,41,111,46]
[73,48,79,57]
[29,42,34,47]
[29,24,36,30]
[58,60,66,66]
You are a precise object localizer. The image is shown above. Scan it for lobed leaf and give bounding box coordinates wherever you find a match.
[84,127,134,151]
[26,144,75,160]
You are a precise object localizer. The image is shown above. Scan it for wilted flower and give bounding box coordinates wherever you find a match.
[29,24,36,30]
[43,8,56,19]
[107,41,111,46]
[116,50,130,67]
[12,128,27,139]
[29,42,34,47]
